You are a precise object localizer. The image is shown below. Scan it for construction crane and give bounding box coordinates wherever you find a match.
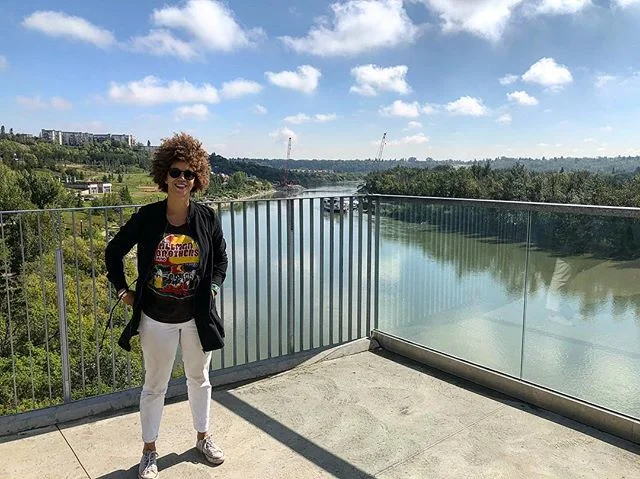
[375,132,387,161]
[280,137,293,186]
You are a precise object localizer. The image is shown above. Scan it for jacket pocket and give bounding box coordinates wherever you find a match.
[208,295,225,338]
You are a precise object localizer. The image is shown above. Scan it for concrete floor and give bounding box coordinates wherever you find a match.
[1,349,639,479]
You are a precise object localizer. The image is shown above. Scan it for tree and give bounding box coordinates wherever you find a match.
[228,171,247,189]
[206,174,223,196]
[9,128,13,137]
[0,163,32,211]
[0,126,5,138]
[119,185,133,205]
[147,140,151,147]
[19,172,72,209]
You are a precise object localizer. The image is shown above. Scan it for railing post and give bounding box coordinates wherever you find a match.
[374,198,381,330]
[519,211,533,379]
[286,199,295,354]
[55,248,72,403]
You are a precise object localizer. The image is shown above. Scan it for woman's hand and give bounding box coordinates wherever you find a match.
[122,291,135,307]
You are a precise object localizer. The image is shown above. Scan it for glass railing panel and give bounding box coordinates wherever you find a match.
[523,211,640,419]
[377,199,529,377]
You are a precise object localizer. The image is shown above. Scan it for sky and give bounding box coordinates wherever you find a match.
[0,0,639,161]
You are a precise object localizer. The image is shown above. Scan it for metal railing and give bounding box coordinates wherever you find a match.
[2,193,639,428]
[0,196,380,417]
[371,195,640,421]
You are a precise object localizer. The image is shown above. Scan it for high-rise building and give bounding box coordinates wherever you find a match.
[40,129,133,147]
[41,129,62,145]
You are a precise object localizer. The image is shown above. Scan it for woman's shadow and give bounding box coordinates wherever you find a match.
[94,448,221,478]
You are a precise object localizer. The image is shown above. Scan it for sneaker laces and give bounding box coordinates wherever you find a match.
[142,450,158,469]
[203,436,220,453]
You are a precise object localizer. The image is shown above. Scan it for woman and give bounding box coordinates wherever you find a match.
[105,133,228,479]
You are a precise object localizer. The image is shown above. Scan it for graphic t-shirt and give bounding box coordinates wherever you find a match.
[142,223,200,323]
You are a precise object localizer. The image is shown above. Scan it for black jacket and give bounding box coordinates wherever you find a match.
[105,199,228,352]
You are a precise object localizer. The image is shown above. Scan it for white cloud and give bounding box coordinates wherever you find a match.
[445,96,489,116]
[583,137,596,143]
[280,0,419,56]
[421,104,437,115]
[284,113,312,124]
[497,113,513,124]
[536,0,591,14]
[407,121,423,129]
[16,96,47,109]
[51,97,73,110]
[284,113,337,124]
[23,11,115,48]
[129,29,198,60]
[108,76,220,105]
[220,79,263,99]
[174,104,209,120]
[254,104,267,115]
[601,125,613,132]
[152,0,264,52]
[350,64,411,96]
[522,57,573,89]
[416,0,525,42]
[315,113,337,122]
[614,0,640,7]
[379,100,421,118]
[16,96,72,110]
[265,65,321,94]
[0,55,7,70]
[269,127,297,144]
[386,133,429,146]
[415,0,592,42]
[595,74,618,88]
[507,90,539,105]
[499,74,519,85]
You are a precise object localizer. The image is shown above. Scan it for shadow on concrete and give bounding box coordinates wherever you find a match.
[213,391,376,479]
[372,349,640,456]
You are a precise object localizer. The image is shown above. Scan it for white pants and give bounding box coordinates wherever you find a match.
[139,311,213,443]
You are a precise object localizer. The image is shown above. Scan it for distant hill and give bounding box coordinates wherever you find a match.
[225,156,640,175]
[209,154,355,187]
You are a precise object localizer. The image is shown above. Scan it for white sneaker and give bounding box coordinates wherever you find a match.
[138,450,159,479]
[196,435,225,465]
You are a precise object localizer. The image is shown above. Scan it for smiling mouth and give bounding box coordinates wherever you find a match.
[174,183,189,190]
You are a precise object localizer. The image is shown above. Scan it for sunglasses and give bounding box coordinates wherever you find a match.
[168,167,196,181]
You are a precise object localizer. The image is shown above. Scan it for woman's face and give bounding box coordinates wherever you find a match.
[166,160,196,199]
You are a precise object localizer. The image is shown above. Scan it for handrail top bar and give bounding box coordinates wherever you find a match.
[0,195,367,215]
[3,193,640,217]
[368,194,640,218]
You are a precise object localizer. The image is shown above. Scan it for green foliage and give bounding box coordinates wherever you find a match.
[0,163,31,211]
[119,185,133,205]
[19,172,74,209]
[363,164,640,259]
[360,163,640,207]
[0,207,142,415]
[210,154,349,187]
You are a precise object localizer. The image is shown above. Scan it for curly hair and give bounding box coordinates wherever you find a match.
[150,132,210,193]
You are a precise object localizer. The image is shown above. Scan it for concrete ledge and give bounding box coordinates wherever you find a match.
[372,330,640,445]
[0,338,378,437]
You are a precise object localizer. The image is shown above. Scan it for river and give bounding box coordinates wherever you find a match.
[211,185,640,419]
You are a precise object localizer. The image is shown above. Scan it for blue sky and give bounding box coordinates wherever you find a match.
[0,0,639,160]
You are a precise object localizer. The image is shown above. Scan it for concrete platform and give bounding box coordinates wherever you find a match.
[1,349,638,478]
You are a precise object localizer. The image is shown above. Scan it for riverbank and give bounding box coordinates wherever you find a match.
[205,188,278,208]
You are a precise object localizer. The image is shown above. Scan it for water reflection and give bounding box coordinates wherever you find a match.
[376,202,640,418]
